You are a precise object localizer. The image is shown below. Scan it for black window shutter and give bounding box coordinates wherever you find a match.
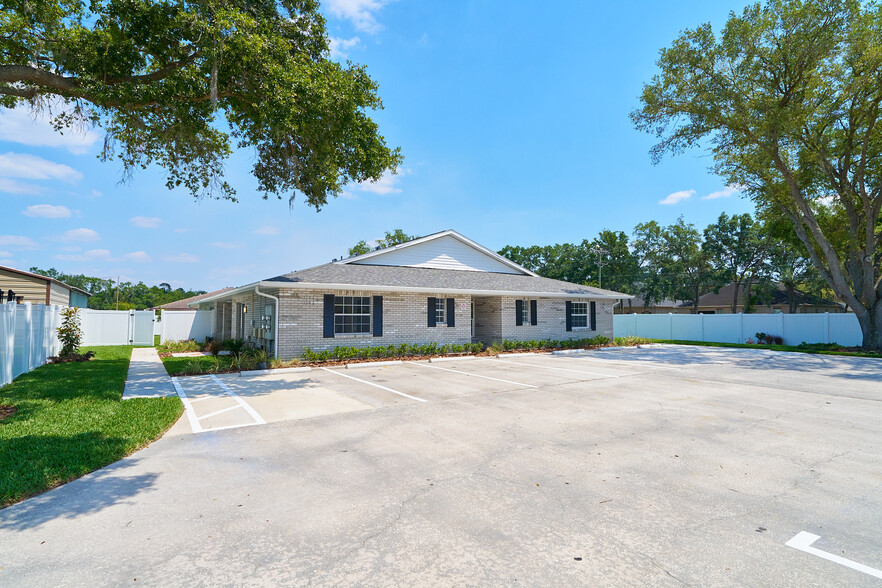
[565,301,573,332]
[446,298,455,327]
[427,297,436,327]
[590,301,597,330]
[515,299,523,326]
[323,294,335,338]
[373,296,383,337]
[530,300,538,325]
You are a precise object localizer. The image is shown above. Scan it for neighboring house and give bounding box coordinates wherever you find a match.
[192,230,631,358]
[0,265,91,307]
[616,281,845,314]
[151,288,233,311]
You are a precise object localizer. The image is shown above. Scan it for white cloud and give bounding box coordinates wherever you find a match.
[329,36,362,59]
[0,103,100,154]
[210,241,244,249]
[163,253,200,263]
[0,250,13,258]
[23,204,72,219]
[702,185,742,200]
[0,235,39,250]
[323,0,389,34]
[54,249,113,262]
[659,189,695,205]
[59,228,100,242]
[130,216,162,229]
[0,178,45,195]
[124,251,151,263]
[91,189,102,197]
[254,226,281,236]
[353,169,405,195]
[0,152,82,182]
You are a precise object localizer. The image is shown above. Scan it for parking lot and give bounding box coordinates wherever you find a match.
[1,345,881,586]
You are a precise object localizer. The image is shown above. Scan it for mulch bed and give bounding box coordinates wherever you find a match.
[0,405,18,421]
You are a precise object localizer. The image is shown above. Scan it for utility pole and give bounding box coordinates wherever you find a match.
[591,247,609,289]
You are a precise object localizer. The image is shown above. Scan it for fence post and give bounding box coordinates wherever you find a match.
[700,312,705,342]
[739,312,744,344]
[668,313,673,340]
[825,312,831,343]
[779,311,785,344]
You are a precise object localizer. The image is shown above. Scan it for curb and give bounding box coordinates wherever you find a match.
[551,349,589,355]
[429,356,477,363]
[597,346,631,351]
[345,360,404,369]
[637,343,665,348]
[239,366,312,377]
[495,352,542,358]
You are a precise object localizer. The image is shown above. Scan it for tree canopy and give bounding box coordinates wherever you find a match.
[348,229,415,257]
[1,0,401,207]
[633,0,882,348]
[30,267,205,310]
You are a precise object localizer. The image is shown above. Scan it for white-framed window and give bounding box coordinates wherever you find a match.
[434,297,446,325]
[520,300,530,325]
[334,296,371,334]
[571,302,588,328]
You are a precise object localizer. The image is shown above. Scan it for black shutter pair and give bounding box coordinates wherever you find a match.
[563,300,597,332]
[427,297,455,327]
[323,294,383,338]
[515,300,538,326]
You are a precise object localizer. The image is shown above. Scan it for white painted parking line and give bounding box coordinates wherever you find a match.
[171,377,203,434]
[786,531,882,580]
[411,362,537,388]
[319,367,427,403]
[197,405,244,421]
[564,355,683,371]
[490,357,626,378]
[209,375,266,425]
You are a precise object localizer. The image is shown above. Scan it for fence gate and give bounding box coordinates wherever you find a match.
[130,310,155,345]
[80,309,156,346]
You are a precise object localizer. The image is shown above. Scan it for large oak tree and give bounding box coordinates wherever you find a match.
[633,0,882,349]
[1,0,401,207]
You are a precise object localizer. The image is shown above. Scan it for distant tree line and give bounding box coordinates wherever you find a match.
[499,213,828,314]
[30,268,205,310]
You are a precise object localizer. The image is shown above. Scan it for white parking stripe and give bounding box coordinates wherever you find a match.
[786,532,882,579]
[171,377,203,434]
[319,367,427,403]
[411,362,537,388]
[197,405,244,421]
[490,357,625,378]
[563,355,683,371]
[209,375,266,425]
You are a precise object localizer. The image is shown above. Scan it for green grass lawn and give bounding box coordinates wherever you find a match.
[651,339,882,359]
[0,345,183,507]
[154,334,160,346]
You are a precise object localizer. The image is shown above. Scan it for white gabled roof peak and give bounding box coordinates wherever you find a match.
[336,230,538,276]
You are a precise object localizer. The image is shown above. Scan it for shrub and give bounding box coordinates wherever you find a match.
[222,339,246,355]
[207,340,223,356]
[57,306,82,356]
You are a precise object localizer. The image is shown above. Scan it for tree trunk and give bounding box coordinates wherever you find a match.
[743,280,754,314]
[786,285,796,314]
[692,284,700,314]
[858,302,882,351]
[731,280,741,313]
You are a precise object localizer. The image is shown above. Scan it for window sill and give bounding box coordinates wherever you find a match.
[333,333,373,338]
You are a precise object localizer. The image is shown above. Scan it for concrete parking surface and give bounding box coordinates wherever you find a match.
[1,345,881,586]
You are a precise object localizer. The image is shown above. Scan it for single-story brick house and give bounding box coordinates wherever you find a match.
[192,231,631,358]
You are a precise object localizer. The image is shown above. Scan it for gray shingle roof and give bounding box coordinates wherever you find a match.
[265,263,629,298]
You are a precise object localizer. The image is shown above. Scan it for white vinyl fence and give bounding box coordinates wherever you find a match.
[80,309,156,346]
[0,303,63,388]
[614,312,863,347]
[159,310,214,343]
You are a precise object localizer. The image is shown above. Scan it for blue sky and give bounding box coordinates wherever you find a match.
[0,0,755,292]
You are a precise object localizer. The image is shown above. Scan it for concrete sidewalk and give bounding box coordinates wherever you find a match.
[122,347,175,399]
